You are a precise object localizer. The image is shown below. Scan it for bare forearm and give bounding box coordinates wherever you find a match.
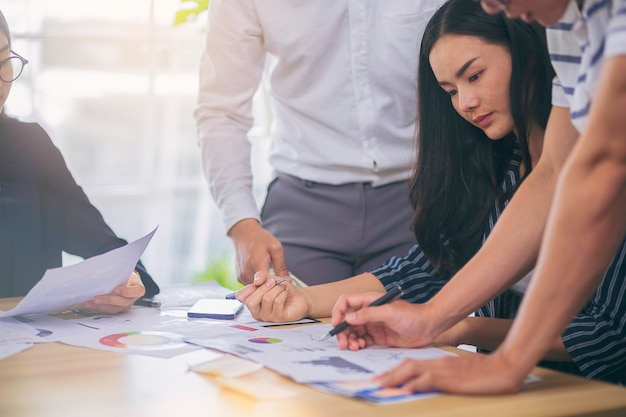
[499,56,626,375]
[428,173,550,330]
[450,317,570,362]
[305,273,385,318]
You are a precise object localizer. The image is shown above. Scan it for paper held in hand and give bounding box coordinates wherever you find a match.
[0,227,157,318]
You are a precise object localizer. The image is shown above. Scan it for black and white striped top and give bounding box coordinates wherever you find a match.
[373,144,626,384]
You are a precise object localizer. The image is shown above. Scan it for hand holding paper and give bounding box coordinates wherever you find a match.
[0,227,157,318]
[82,270,146,314]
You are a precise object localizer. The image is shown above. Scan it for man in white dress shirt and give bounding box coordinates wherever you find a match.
[194,0,444,285]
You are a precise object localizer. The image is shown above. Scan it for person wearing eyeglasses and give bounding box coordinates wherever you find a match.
[0,9,159,312]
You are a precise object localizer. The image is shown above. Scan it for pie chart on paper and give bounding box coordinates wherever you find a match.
[99,331,187,350]
[248,337,283,344]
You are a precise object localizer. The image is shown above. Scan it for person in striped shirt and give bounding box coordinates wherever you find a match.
[239,0,606,378]
[330,0,626,394]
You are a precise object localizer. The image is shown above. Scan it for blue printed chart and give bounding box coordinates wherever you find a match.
[187,324,454,383]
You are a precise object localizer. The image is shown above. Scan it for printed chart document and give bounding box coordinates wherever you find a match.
[188,323,454,383]
[0,227,157,318]
[187,323,455,404]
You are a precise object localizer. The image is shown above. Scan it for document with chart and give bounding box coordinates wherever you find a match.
[187,322,453,403]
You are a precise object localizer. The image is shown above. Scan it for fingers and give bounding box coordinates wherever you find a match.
[229,220,288,284]
[236,271,271,301]
[331,292,383,327]
[383,358,469,394]
[238,273,289,320]
[263,286,291,321]
[82,272,145,314]
[268,245,289,278]
[344,328,369,351]
[372,355,525,395]
[479,0,507,15]
[83,293,133,314]
[332,292,387,351]
[373,359,430,390]
[238,255,270,285]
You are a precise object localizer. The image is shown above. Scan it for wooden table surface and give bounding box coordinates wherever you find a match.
[2,297,626,417]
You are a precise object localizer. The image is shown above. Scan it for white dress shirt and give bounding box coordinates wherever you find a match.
[194,0,444,232]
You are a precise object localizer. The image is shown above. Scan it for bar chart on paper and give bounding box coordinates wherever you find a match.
[296,356,372,375]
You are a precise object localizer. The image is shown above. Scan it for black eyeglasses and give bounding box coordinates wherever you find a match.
[0,50,29,83]
[474,0,509,11]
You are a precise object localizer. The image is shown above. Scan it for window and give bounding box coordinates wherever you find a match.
[4,0,272,285]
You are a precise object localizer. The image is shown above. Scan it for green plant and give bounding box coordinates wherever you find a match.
[192,248,241,291]
[173,0,210,26]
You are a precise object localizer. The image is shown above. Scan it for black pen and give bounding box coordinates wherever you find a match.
[225,278,287,300]
[134,298,161,308]
[319,284,404,342]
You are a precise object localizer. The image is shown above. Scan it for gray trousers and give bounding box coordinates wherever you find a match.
[261,174,416,285]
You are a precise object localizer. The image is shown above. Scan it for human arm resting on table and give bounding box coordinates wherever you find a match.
[237,271,385,322]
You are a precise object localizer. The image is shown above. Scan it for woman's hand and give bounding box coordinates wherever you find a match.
[236,271,312,322]
[82,271,146,314]
[332,292,438,351]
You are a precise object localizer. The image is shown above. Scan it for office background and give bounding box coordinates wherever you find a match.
[4,0,272,286]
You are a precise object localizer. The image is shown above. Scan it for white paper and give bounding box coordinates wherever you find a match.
[10,313,97,343]
[0,227,157,318]
[187,323,455,384]
[0,342,32,360]
[0,317,39,344]
[57,306,214,358]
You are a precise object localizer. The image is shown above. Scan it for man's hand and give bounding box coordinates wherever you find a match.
[228,218,290,284]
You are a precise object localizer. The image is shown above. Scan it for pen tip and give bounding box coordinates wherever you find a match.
[318,333,331,342]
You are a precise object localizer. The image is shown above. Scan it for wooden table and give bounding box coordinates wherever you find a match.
[1,297,626,417]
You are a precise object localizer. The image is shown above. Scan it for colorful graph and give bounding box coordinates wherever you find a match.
[99,331,187,350]
[248,337,283,344]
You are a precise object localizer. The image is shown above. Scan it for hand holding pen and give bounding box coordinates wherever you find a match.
[320,284,403,341]
[328,284,435,351]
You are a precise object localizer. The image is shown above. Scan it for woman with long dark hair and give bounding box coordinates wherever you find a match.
[240,0,623,382]
[238,0,563,362]
[410,0,551,275]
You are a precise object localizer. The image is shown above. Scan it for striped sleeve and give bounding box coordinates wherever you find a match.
[561,237,626,385]
[546,3,582,109]
[605,0,626,57]
[371,243,446,304]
